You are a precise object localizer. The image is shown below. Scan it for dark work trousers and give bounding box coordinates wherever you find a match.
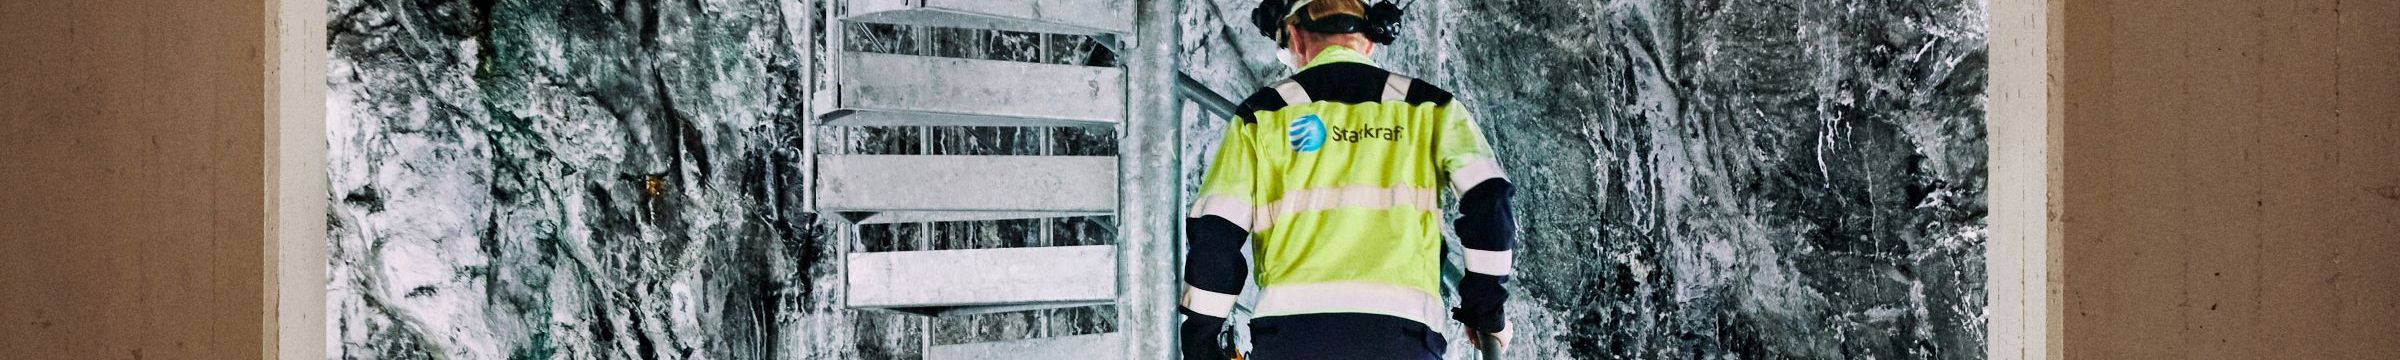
[1248,313,1446,360]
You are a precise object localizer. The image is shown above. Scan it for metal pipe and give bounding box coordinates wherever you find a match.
[1120,0,1183,358]
[1176,72,1240,118]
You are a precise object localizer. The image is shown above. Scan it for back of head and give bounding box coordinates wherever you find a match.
[1300,0,1371,30]
[1251,0,1405,46]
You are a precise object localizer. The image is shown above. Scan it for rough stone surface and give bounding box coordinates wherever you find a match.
[1426,1,1991,358]
[326,0,835,358]
[328,0,1986,358]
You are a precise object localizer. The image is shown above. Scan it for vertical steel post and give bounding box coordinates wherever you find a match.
[783,1,815,357]
[1119,0,1182,358]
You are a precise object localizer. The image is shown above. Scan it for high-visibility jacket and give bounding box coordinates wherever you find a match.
[1179,45,1517,356]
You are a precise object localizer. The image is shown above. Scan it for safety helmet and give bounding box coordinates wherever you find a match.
[1250,0,1405,47]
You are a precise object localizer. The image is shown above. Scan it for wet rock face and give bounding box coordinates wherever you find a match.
[328,1,1117,358]
[329,0,1985,358]
[1428,0,1989,358]
[326,0,837,358]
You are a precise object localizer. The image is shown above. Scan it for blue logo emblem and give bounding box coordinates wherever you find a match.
[1288,114,1326,152]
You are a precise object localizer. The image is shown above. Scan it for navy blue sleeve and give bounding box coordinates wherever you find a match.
[1181,215,1250,359]
[1451,179,1516,332]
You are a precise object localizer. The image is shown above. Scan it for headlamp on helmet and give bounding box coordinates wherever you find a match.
[1250,0,1406,48]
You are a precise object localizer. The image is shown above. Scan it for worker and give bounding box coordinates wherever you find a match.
[1179,0,1519,359]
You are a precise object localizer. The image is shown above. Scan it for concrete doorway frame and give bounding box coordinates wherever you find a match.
[270,0,328,358]
[1985,0,2059,359]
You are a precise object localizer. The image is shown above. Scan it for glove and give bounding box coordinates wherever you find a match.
[1181,312,1231,360]
[1467,324,1513,357]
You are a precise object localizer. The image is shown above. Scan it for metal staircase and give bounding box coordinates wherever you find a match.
[842,0,1135,39]
[821,51,1127,127]
[805,0,1195,358]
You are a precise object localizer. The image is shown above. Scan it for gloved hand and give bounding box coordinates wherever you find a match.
[1453,304,1510,356]
[1466,324,1513,358]
[1181,313,1232,360]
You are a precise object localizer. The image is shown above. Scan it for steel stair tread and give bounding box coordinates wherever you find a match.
[816,155,1117,213]
[845,245,1118,310]
[844,0,1134,36]
[824,52,1123,127]
[925,332,1127,360]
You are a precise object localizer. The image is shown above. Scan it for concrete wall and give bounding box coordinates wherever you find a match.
[0,0,324,358]
[1986,0,2060,358]
[271,0,329,357]
[2056,0,2400,359]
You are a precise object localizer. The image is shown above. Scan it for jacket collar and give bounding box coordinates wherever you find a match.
[1299,44,1375,71]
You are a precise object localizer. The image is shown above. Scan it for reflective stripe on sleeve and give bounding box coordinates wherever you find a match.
[1188,195,1257,232]
[1462,248,1514,276]
[1181,285,1240,318]
[1450,157,1508,193]
[1254,282,1447,328]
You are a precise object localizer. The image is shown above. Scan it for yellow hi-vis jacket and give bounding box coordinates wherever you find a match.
[1179,45,1514,331]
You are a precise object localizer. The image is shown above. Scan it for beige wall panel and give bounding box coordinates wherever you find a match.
[2174,1,2263,358]
[2251,1,2344,358]
[0,0,307,358]
[2059,0,2400,359]
[2332,2,2400,359]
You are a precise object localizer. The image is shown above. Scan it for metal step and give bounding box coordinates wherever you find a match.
[817,155,1116,213]
[927,333,1127,360]
[845,0,1133,37]
[837,211,1105,225]
[846,245,1118,312]
[878,300,1115,318]
[824,52,1124,127]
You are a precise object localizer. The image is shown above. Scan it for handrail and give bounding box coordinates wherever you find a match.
[1175,71,1241,118]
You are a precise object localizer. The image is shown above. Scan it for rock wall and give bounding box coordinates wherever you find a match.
[327,0,1986,358]
[1427,1,1990,358]
[326,0,835,357]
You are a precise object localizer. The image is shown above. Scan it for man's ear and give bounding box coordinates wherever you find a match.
[1283,23,1303,49]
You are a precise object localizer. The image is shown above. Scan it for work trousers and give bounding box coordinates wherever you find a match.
[1248,313,1446,360]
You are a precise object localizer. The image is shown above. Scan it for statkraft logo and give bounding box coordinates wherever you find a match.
[1289,114,1407,153]
[1328,124,1405,142]
[1288,114,1326,152]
